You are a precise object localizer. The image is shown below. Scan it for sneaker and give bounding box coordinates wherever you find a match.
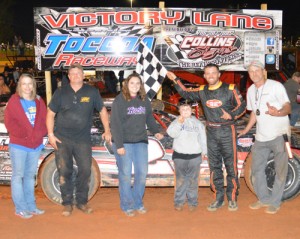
[228,201,238,211]
[76,204,93,214]
[174,204,184,211]
[207,201,225,212]
[30,208,45,215]
[15,211,33,219]
[265,205,280,214]
[124,210,135,217]
[136,207,147,214]
[188,205,197,212]
[62,205,73,217]
[249,201,269,210]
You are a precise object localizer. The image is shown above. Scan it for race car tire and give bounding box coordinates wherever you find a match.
[244,153,255,194]
[244,152,300,201]
[39,153,101,205]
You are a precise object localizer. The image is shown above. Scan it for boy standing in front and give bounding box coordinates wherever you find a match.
[167,102,207,211]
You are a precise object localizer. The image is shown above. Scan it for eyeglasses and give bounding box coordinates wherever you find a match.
[73,95,77,104]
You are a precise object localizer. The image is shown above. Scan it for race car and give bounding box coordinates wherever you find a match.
[0,99,300,205]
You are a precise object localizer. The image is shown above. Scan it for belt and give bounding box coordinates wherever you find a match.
[206,121,234,127]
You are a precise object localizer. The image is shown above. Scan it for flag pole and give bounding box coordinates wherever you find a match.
[156,1,165,100]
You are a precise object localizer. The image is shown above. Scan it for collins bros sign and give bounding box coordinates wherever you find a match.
[34,7,282,71]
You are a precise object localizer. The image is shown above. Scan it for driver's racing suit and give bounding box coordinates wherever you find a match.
[173,78,246,203]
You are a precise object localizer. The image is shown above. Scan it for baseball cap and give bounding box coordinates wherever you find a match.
[246,60,264,70]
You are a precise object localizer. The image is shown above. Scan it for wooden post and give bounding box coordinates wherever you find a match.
[159,1,165,8]
[156,1,165,100]
[260,4,268,10]
[45,71,52,105]
[261,4,268,79]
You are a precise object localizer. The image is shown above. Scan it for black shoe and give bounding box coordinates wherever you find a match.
[207,201,225,212]
[62,205,73,217]
[76,204,93,214]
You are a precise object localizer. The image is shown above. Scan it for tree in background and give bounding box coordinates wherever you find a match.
[0,0,15,45]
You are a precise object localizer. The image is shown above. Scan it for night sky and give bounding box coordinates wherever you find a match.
[13,0,298,43]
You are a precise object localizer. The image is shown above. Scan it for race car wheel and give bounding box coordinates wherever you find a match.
[244,153,255,194]
[244,152,300,201]
[39,153,100,205]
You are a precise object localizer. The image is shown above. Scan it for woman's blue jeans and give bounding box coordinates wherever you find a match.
[113,143,148,212]
[9,146,41,213]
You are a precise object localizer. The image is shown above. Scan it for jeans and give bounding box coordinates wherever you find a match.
[55,139,92,206]
[174,156,202,207]
[251,136,288,208]
[112,143,148,212]
[9,146,41,213]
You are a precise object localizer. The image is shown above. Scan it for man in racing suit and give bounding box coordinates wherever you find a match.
[167,64,246,211]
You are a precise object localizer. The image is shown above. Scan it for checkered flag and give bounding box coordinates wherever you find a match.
[136,42,167,100]
[164,35,190,60]
[108,25,153,37]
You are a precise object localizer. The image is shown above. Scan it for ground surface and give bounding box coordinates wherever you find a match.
[0,180,300,239]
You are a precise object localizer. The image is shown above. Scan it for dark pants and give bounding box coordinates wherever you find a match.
[207,125,239,202]
[55,139,92,206]
[252,136,288,207]
[174,156,202,207]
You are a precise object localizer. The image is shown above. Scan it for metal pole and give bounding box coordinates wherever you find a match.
[261,4,268,79]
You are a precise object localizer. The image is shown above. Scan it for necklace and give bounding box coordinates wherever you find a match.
[255,83,265,116]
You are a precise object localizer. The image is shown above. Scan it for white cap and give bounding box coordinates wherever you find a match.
[247,60,264,70]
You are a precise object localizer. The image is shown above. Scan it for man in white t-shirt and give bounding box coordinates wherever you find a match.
[239,60,291,214]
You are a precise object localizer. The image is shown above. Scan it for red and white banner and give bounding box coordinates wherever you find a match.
[34,7,282,71]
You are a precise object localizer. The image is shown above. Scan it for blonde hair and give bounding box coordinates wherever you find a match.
[16,73,37,100]
[122,73,147,101]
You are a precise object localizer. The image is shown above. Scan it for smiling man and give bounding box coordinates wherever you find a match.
[167,64,246,212]
[239,61,291,214]
[46,63,111,216]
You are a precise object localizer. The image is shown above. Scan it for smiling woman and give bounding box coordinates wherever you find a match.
[4,73,47,219]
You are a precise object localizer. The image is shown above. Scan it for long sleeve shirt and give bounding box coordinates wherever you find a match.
[4,94,47,148]
[174,78,246,124]
[110,94,159,149]
[167,116,207,156]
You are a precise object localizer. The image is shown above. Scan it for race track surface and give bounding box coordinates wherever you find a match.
[0,180,299,239]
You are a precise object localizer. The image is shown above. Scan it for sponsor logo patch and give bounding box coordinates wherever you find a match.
[237,138,253,147]
[206,99,222,108]
[80,97,90,103]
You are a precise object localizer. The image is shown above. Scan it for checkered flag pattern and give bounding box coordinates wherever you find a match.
[108,25,153,37]
[164,34,189,60]
[136,42,167,100]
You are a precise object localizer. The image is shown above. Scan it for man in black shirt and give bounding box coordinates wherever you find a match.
[46,63,111,216]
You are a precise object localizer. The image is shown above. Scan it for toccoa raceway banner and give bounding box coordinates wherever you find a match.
[34,7,282,71]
